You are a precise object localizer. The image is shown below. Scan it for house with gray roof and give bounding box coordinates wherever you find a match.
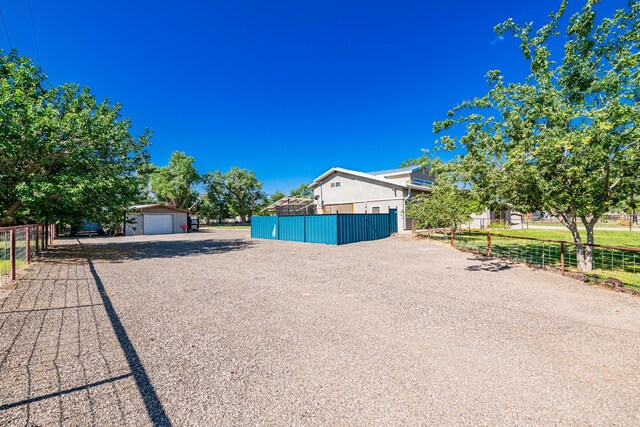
[308,166,434,231]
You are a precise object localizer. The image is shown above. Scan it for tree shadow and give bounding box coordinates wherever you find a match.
[465,256,514,272]
[52,236,254,263]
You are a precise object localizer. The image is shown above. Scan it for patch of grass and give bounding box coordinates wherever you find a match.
[492,229,640,248]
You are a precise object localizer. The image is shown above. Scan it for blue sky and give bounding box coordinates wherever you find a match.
[0,1,615,193]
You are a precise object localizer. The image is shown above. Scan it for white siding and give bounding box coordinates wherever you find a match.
[313,171,423,231]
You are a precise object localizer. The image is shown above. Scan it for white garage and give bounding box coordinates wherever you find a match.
[125,204,191,236]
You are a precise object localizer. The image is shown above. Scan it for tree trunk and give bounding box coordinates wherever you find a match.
[557,211,595,273]
[577,218,596,272]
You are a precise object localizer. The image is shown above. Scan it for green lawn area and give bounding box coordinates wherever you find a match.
[492,229,640,248]
[426,229,640,291]
[200,225,250,230]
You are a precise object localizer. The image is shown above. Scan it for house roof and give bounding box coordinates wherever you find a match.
[130,204,191,213]
[265,197,314,210]
[367,166,421,176]
[309,167,431,192]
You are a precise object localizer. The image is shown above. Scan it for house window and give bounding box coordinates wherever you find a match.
[371,206,380,214]
[330,182,341,188]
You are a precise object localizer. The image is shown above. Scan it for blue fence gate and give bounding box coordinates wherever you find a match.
[251,211,398,245]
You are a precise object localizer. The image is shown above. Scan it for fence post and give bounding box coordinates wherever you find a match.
[487,232,492,257]
[428,228,431,241]
[35,225,39,257]
[10,229,16,281]
[450,228,454,248]
[560,242,565,276]
[26,226,31,264]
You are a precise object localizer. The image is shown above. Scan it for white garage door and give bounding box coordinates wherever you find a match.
[144,215,173,235]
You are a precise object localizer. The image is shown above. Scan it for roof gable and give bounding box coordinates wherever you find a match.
[129,204,191,213]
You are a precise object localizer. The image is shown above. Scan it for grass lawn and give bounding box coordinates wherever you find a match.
[492,229,640,248]
[200,225,251,230]
[426,228,640,291]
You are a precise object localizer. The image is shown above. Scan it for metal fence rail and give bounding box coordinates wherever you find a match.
[0,224,54,286]
[419,228,640,292]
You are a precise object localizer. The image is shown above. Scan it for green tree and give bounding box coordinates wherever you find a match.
[288,184,313,199]
[0,50,151,227]
[205,167,265,222]
[433,1,640,271]
[407,182,479,230]
[149,151,200,210]
[399,150,432,168]
[269,191,286,204]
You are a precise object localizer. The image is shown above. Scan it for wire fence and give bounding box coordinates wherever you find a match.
[0,224,54,286]
[419,228,640,292]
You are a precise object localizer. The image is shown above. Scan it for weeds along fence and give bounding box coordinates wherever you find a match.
[420,228,640,292]
[0,224,55,286]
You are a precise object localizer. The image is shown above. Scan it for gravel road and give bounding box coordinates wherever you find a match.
[2,229,640,426]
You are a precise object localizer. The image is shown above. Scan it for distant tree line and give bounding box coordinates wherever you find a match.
[144,151,312,224]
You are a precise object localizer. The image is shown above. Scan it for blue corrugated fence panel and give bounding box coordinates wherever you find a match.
[279,216,306,242]
[251,216,278,240]
[367,214,390,240]
[253,213,391,244]
[389,209,398,233]
[337,214,367,244]
[305,215,338,244]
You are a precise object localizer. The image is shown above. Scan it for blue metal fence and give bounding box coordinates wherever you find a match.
[252,210,398,245]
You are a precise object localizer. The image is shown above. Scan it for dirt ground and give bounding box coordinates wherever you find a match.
[1,229,640,426]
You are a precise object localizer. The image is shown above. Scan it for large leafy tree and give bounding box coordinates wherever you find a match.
[149,151,200,210]
[434,1,640,271]
[199,172,233,223]
[0,50,151,227]
[204,167,265,222]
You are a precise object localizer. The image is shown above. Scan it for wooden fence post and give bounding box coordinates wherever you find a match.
[35,225,39,257]
[560,242,565,276]
[487,232,492,257]
[450,228,455,248]
[9,229,16,281]
[26,226,31,264]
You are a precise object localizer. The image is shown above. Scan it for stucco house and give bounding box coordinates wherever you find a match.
[309,166,434,232]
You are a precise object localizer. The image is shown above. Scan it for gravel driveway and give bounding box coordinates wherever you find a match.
[2,229,640,426]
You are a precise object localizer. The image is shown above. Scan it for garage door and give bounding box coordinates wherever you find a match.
[144,215,173,234]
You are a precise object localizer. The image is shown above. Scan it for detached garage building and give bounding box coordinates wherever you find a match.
[125,204,190,236]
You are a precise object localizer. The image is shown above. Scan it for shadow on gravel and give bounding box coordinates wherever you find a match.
[87,257,172,426]
[73,238,254,263]
[0,241,172,426]
[465,256,514,272]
